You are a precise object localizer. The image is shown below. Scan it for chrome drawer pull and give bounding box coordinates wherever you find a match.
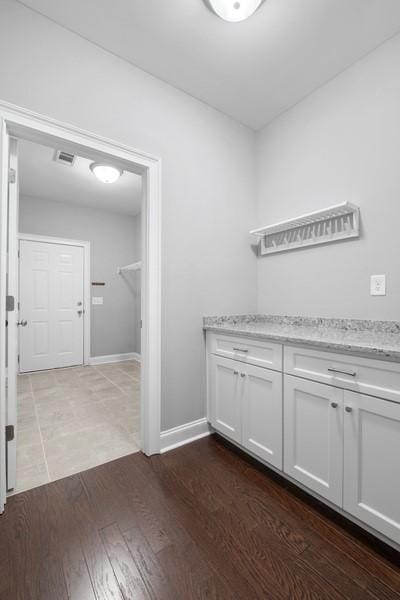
[327,367,356,377]
[233,347,249,353]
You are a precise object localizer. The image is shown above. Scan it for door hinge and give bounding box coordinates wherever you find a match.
[17,354,20,365]
[6,295,15,311]
[8,168,16,184]
[140,319,143,329]
[5,425,14,442]
[18,249,20,259]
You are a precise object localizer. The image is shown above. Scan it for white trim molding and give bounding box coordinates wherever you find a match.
[160,418,211,454]
[89,352,141,365]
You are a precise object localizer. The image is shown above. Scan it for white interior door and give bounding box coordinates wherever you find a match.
[19,240,84,372]
[6,138,19,491]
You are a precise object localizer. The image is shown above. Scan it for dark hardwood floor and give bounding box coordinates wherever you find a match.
[1,434,399,600]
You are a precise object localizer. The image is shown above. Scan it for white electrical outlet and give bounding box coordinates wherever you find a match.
[92,296,104,305]
[370,274,386,296]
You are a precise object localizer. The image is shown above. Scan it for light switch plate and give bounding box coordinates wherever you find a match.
[92,296,104,305]
[370,274,386,296]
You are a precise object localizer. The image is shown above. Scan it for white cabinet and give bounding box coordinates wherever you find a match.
[343,391,400,545]
[284,376,343,505]
[208,354,283,467]
[209,355,242,443]
[242,363,282,469]
[206,331,400,547]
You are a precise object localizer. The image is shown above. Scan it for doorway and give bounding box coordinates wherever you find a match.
[0,101,162,512]
[13,136,144,493]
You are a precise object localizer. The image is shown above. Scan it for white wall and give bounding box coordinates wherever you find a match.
[255,33,400,320]
[0,0,257,429]
[19,195,141,357]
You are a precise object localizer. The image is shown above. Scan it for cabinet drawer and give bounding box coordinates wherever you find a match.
[284,345,400,404]
[207,332,282,372]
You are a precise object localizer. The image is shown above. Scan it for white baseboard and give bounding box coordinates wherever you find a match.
[89,352,141,366]
[160,417,211,453]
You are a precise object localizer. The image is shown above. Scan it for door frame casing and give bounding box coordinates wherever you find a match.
[18,233,91,370]
[0,117,9,510]
[0,100,162,512]
[6,138,19,491]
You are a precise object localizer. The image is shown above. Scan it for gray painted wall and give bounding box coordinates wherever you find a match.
[19,195,141,357]
[256,33,400,320]
[0,1,257,430]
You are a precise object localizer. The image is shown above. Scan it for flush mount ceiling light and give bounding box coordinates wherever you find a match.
[90,163,123,183]
[205,0,264,22]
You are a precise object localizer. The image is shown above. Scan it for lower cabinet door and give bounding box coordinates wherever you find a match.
[209,355,242,443]
[343,391,400,544]
[242,363,283,469]
[284,375,343,505]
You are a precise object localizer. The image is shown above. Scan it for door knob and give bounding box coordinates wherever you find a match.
[77,310,83,316]
[345,406,353,413]
[17,319,28,327]
[233,370,239,375]
[330,402,338,408]
[77,301,83,306]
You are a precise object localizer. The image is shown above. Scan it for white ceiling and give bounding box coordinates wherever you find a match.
[18,0,400,129]
[19,139,142,216]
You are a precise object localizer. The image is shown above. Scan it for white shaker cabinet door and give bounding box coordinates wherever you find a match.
[284,375,343,505]
[242,363,283,469]
[343,391,400,545]
[209,355,242,443]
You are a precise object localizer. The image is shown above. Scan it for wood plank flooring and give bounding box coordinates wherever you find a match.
[2,434,399,599]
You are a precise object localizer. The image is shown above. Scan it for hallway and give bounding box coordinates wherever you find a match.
[14,360,140,493]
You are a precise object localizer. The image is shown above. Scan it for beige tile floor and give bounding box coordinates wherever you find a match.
[13,360,141,494]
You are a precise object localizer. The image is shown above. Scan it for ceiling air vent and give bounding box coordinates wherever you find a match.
[54,150,76,167]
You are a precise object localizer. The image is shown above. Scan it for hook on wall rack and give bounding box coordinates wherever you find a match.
[117,261,142,274]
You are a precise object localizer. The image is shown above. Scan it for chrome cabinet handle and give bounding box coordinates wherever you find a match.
[17,319,28,327]
[345,406,353,413]
[330,402,338,408]
[328,367,356,377]
[233,347,249,353]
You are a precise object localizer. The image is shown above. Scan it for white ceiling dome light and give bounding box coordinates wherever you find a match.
[90,163,123,183]
[204,0,265,22]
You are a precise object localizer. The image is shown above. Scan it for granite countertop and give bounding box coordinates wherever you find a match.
[203,314,400,362]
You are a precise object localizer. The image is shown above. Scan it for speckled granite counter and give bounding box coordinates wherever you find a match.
[203,314,400,362]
